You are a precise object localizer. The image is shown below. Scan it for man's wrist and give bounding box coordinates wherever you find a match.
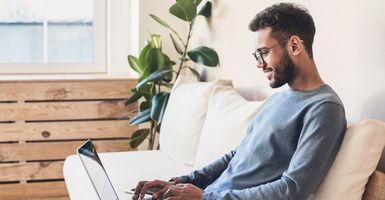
[168,177,183,185]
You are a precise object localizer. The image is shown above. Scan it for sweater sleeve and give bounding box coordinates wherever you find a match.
[202,102,346,200]
[177,150,236,189]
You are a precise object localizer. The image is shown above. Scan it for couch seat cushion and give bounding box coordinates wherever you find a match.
[63,150,193,200]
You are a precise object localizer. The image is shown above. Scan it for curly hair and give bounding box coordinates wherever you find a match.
[249,3,316,58]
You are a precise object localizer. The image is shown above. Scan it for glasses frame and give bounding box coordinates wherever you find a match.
[252,38,290,65]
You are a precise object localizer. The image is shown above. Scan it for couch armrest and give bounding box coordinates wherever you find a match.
[63,154,99,200]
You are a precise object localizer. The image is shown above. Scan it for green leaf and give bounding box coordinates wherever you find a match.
[137,69,173,89]
[147,48,168,72]
[162,72,173,83]
[169,0,197,22]
[138,67,151,82]
[162,65,174,83]
[143,95,151,102]
[194,0,203,6]
[127,55,143,74]
[125,92,142,106]
[160,82,174,89]
[187,46,219,67]
[137,83,154,95]
[188,67,201,80]
[140,101,151,112]
[129,129,150,149]
[139,43,151,68]
[146,47,175,73]
[170,34,183,55]
[198,1,212,17]
[151,92,170,123]
[150,35,162,49]
[150,14,173,30]
[129,108,151,125]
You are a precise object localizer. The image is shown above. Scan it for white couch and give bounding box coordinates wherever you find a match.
[64,76,385,200]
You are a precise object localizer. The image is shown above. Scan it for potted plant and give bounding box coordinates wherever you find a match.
[126,0,218,150]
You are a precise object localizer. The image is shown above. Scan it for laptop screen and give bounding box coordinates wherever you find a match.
[77,139,119,200]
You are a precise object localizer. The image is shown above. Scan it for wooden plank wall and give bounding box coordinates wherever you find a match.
[0,79,137,200]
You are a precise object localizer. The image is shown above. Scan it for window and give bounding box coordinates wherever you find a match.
[0,0,136,76]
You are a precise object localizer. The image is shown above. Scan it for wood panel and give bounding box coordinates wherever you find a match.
[0,100,135,121]
[0,80,135,101]
[0,181,68,200]
[0,79,137,199]
[0,161,64,182]
[0,121,136,142]
[0,140,131,162]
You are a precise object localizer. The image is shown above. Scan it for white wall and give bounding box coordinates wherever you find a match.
[191,0,385,123]
[108,0,138,77]
[138,0,188,63]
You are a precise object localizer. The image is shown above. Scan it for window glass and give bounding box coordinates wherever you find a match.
[0,0,94,64]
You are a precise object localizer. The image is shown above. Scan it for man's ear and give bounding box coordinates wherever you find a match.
[288,36,303,56]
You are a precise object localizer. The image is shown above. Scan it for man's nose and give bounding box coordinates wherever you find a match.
[256,62,266,69]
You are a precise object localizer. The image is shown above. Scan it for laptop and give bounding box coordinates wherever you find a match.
[77,139,152,200]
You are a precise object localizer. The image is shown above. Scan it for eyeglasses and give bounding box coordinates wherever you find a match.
[252,38,290,65]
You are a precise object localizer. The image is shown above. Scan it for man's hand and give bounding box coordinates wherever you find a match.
[163,184,203,200]
[132,179,176,200]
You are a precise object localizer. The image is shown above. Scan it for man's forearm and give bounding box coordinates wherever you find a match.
[176,150,236,189]
[201,176,309,200]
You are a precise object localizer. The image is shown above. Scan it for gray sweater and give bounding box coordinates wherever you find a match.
[178,85,347,200]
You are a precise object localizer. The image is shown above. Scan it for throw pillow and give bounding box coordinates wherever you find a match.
[194,85,265,168]
[312,119,385,200]
[159,75,232,166]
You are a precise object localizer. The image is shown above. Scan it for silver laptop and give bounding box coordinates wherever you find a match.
[77,139,151,200]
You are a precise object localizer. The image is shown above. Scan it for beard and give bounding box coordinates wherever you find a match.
[269,50,296,88]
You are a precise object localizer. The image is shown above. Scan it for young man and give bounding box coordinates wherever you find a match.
[133,3,346,200]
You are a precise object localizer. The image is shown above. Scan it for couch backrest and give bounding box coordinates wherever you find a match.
[194,85,265,168]
[159,75,232,166]
[312,119,385,199]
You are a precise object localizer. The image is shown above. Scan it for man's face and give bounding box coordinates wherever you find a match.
[254,28,296,88]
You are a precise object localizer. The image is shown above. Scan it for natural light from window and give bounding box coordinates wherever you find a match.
[0,0,94,64]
